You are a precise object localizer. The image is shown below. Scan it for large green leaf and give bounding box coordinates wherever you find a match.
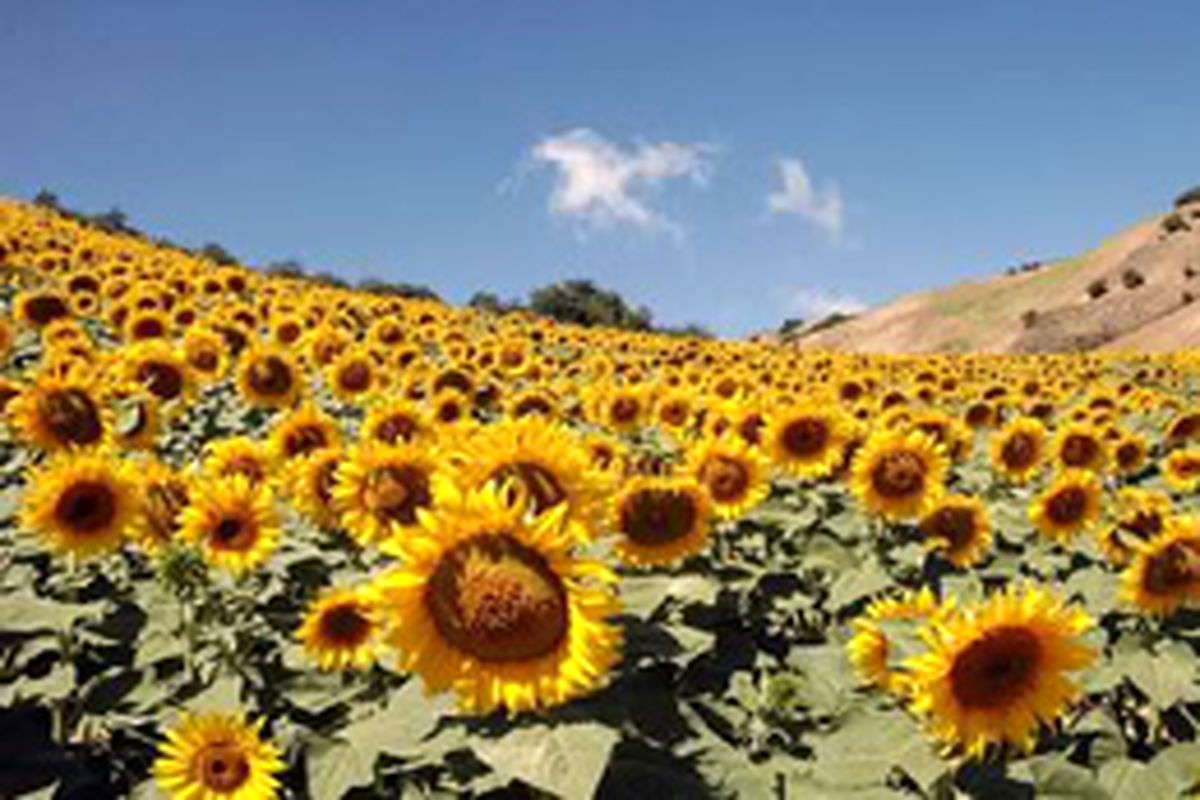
[0,590,104,634]
[806,708,944,791]
[306,735,376,800]
[472,722,619,799]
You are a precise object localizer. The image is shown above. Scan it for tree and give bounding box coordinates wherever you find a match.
[527,279,653,331]
[264,259,307,279]
[33,189,61,210]
[199,243,239,266]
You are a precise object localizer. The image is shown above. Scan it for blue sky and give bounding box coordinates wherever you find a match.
[2,2,1197,335]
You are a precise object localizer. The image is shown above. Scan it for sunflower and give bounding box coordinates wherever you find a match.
[1098,488,1172,566]
[850,430,948,521]
[183,327,229,381]
[372,483,622,713]
[846,587,946,694]
[919,494,993,568]
[989,417,1047,484]
[20,451,137,559]
[1029,469,1104,541]
[236,346,303,409]
[361,397,431,446]
[284,446,343,530]
[297,586,381,670]
[267,404,340,465]
[1051,422,1109,473]
[8,370,110,451]
[651,388,696,433]
[179,475,281,574]
[326,347,379,402]
[121,340,193,406]
[204,436,272,487]
[587,384,647,433]
[129,460,191,555]
[332,443,438,546]
[448,415,608,531]
[610,476,712,566]
[105,380,161,451]
[1162,448,1200,493]
[583,432,627,476]
[763,403,848,480]
[1112,432,1148,475]
[685,434,772,520]
[153,711,283,800]
[1121,516,1200,616]
[905,584,1096,757]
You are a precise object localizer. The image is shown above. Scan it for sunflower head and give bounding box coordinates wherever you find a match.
[332,443,437,546]
[237,346,303,409]
[846,587,947,695]
[9,371,109,452]
[179,475,281,575]
[153,711,283,800]
[298,586,381,670]
[1029,469,1103,541]
[373,483,621,714]
[765,403,848,480]
[610,476,712,567]
[918,494,992,568]
[686,434,771,520]
[990,417,1047,484]
[905,584,1096,758]
[1121,516,1200,616]
[20,451,137,560]
[851,430,948,521]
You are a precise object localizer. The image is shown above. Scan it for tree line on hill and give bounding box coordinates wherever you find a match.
[28,190,712,337]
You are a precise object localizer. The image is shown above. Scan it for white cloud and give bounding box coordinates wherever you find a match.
[527,128,715,239]
[767,156,844,238]
[783,286,866,320]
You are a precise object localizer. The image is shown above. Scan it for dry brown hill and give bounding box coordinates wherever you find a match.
[789,196,1200,354]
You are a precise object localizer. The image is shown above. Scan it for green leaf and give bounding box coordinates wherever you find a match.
[0,590,104,634]
[1117,642,1199,709]
[1064,567,1119,616]
[787,644,858,718]
[620,574,718,619]
[826,559,891,610]
[806,709,945,790]
[472,722,619,799]
[306,736,375,800]
[1011,754,1107,800]
[340,678,454,759]
[1118,743,1200,797]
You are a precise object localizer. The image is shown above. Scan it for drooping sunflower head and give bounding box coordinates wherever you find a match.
[283,446,344,531]
[1121,516,1200,617]
[8,370,110,452]
[204,436,272,488]
[20,451,137,560]
[332,443,437,546]
[267,404,340,465]
[297,585,381,671]
[764,403,848,480]
[372,483,622,714]
[918,494,992,568]
[851,430,948,521]
[905,584,1096,758]
[153,711,283,800]
[179,475,281,575]
[989,417,1047,484]
[685,434,772,520]
[1029,469,1103,541]
[236,345,303,409]
[1098,488,1172,566]
[129,459,191,556]
[610,475,712,567]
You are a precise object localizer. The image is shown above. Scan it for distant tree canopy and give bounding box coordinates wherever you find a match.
[358,278,441,301]
[528,279,654,331]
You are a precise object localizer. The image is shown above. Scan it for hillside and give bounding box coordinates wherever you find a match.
[790,195,1200,353]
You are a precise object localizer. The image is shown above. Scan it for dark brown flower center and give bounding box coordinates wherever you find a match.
[190,349,219,373]
[619,488,699,546]
[491,462,567,514]
[781,417,830,458]
[375,413,418,444]
[514,395,553,418]
[131,317,166,340]
[1116,442,1142,470]
[55,480,118,533]
[196,741,251,792]
[247,356,294,398]
[700,455,751,503]
[659,400,690,427]
[337,361,372,393]
[318,603,372,646]
[365,465,431,526]
[315,459,339,506]
[283,424,328,459]
[1143,540,1200,596]
[870,451,926,498]
[1045,486,1089,526]
[24,294,70,326]
[920,505,977,551]
[949,625,1043,709]
[424,534,568,662]
[137,361,184,402]
[40,388,104,446]
[1001,432,1038,471]
[611,397,640,424]
[211,515,256,551]
[1060,434,1099,468]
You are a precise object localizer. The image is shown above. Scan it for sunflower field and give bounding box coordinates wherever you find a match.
[4,198,1200,799]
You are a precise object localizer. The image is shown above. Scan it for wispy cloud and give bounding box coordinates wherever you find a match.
[782,285,866,320]
[524,128,715,240]
[767,156,844,238]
